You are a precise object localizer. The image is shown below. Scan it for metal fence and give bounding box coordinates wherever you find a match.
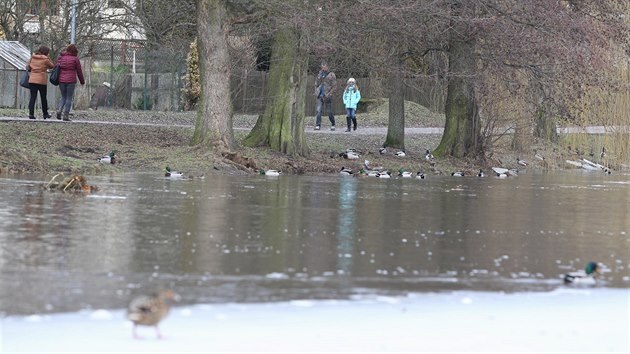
[4,39,446,114]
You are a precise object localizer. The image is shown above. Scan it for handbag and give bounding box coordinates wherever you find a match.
[19,70,30,88]
[49,64,61,85]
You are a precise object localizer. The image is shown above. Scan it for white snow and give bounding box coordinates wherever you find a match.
[1,289,627,353]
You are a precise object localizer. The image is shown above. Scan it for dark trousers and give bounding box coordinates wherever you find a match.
[315,97,335,127]
[57,83,77,114]
[28,84,49,117]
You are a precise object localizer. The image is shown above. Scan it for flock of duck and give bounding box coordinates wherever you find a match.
[334,148,528,179]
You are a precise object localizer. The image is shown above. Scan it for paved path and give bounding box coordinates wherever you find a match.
[0,116,623,135]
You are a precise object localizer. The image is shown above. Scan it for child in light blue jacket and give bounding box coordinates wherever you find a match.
[342,78,361,132]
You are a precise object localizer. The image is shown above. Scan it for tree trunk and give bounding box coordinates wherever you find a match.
[434,13,480,158]
[383,68,405,149]
[243,27,309,157]
[534,107,558,142]
[191,0,235,150]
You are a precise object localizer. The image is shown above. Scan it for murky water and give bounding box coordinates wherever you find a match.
[0,171,628,315]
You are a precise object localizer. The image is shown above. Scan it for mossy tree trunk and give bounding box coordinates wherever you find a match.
[243,27,309,157]
[383,67,405,149]
[191,0,235,150]
[534,107,558,142]
[434,9,480,158]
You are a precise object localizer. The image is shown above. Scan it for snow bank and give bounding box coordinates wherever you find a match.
[1,289,627,353]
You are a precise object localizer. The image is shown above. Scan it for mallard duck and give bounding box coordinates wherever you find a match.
[259,169,281,176]
[398,169,412,178]
[379,147,387,155]
[339,151,360,160]
[164,166,184,178]
[416,172,426,179]
[517,158,528,167]
[451,171,464,177]
[364,160,383,171]
[377,171,391,178]
[425,149,435,161]
[477,169,485,177]
[127,290,180,339]
[339,167,353,176]
[563,262,601,284]
[535,153,545,161]
[395,150,406,157]
[366,170,380,177]
[97,150,116,164]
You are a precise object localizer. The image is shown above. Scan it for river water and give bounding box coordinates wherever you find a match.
[0,171,628,315]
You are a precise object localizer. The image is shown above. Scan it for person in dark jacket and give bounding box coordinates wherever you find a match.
[27,45,55,120]
[314,62,337,130]
[55,44,85,121]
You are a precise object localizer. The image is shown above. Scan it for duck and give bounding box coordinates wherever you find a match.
[97,150,116,164]
[563,262,601,284]
[517,158,528,167]
[491,167,517,177]
[164,166,184,178]
[339,151,360,160]
[363,160,383,171]
[534,153,545,161]
[379,147,387,155]
[365,170,380,177]
[395,150,406,157]
[425,149,435,162]
[377,171,391,178]
[259,169,281,176]
[127,290,180,339]
[477,169,485,177]
[398,169,412,178]
[416,172,426,179]
[451,171,464,177]
[339,167,353,176]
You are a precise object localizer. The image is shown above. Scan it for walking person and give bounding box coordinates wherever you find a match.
[342,78,361,132]
[26,45,54,120]
[314,62,337,130]
[55,44,85,121]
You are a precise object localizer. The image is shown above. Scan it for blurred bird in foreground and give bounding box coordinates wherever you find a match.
[127,289,180,339]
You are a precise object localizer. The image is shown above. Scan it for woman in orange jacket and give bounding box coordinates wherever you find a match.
[26,45,54,120]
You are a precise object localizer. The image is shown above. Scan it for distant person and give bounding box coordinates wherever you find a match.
[55,44,85,121]
[342,78,361,132]
[89,82,111,110]
[314,62,337,131]
[26,45,54,120]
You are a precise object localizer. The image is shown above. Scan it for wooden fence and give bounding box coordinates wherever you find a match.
[231,72,446,116]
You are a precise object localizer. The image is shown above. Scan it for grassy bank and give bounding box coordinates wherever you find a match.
[1,103,625,177]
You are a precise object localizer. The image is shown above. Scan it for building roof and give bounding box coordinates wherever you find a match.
[0,41,31,70]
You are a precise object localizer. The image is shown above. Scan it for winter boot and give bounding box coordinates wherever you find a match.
[352,117,357,131]
[56,111,62,120]
[345,116,352,132]
[62,111,71,121]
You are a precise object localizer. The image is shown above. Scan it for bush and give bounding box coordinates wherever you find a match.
[134,95,153,110]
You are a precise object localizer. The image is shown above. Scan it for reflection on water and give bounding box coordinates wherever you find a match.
[0,171,628,315]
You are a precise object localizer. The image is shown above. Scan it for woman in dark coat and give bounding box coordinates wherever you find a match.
[55,44,85,121]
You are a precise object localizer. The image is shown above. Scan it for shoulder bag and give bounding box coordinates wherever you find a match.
[49,64,61,86]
